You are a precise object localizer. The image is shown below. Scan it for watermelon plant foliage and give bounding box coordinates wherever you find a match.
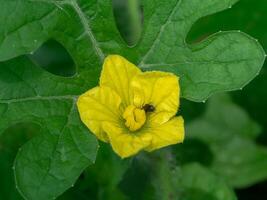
[0,0,265,199]
[185,94,267,188]
[151,153,237,200]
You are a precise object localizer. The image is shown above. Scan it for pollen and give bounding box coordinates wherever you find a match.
[123,105,146,132]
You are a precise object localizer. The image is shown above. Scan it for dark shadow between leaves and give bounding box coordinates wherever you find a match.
[0,122,40,200]
[236,179,267,200]
[173,138,214,166]
[28,40,76,77]
[186,0,267,46]
[112,0,143,47]
[0,122,40,152]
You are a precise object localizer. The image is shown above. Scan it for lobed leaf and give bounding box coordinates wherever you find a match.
[0,0,265,199]
[0,0,265,101]
[0,57,98,199]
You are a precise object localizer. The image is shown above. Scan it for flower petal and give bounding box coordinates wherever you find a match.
[103,122,152,158]
[145,116,184,152]
[100,55,141,108]
[77,86,122,142]
[131,71,180,125]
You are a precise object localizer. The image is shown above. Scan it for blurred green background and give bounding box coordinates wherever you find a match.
[1,0,267,199]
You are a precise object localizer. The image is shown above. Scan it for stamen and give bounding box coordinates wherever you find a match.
[123,105,146,131]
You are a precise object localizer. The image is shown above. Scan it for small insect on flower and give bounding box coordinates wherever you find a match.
[77,55,184,158]
[143,104,155,113]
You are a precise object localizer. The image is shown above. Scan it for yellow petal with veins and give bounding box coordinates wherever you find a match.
[100,55,141,108]
[145,116,184,152]
[103,122,152,158]
[77,86,122,142]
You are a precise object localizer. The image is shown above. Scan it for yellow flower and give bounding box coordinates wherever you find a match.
[77,55,184,158]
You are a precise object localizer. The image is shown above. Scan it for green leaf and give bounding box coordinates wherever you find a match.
[59,143,130,200]
[118,151,236,200]
[185,0,267,143]
[119,155,155,200]
[187,0,267,52]
[0,123,39,200]
[0,56,98,199]
[13,105,97,200]
[178,163,237,200]
[186,94,267,188]
[87,143,130,187]
[0,0,265,101]
[143,151,237,200]
[0,0,265,199]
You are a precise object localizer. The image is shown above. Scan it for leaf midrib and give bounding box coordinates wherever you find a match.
[69,0,105,61]
[138,0,182,66]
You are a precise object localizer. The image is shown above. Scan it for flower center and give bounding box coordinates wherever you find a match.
[123,105,146,132]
